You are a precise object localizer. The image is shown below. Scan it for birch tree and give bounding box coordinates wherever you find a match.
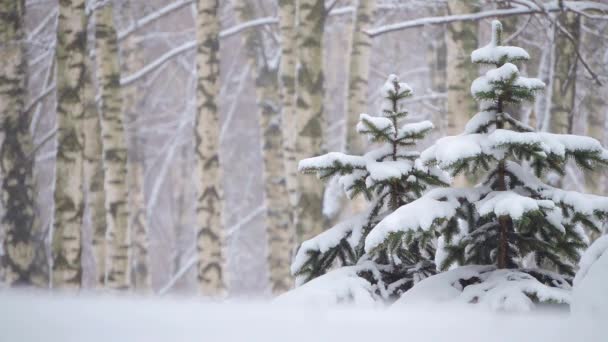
[83,50,108,288]
[278,0,298,209]
[122,20,151,292]
[52,0,87,288]
[1,0,47,287]
[445,0,479,135]
[549,11,580,134]
[195,0,226,296]
[345,0,376,155]
[295,0,326,242]
[232,1,293,294]
[95,2,131,290]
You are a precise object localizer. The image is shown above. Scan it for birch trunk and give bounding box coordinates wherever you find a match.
[278,0,298,209]
[295,0,326,242]
[1,0,47,287]
[128,143,150,291]
[52,0,87,288]
[95,3,131,290]
[233,1,294,294]
[83,50,108,288]
[345,0,375,155]
[123,28,151,293]
[195,0,226,296]
[582,19,606,195]
[549,12,580,134]
[427,24,447,136]
[446,0,478,135]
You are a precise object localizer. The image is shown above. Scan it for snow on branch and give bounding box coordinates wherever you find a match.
[366,1,608,37]
[120,41,196,86]
[117,0,194,42]
[219,17,279,39]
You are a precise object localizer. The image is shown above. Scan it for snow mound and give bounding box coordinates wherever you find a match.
[277,264,379,307]
[395,266,571,312]
[572,235,608,316]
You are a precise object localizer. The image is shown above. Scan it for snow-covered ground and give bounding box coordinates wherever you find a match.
[0,291,603,342]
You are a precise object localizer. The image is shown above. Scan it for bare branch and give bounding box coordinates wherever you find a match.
[366,1,608,37]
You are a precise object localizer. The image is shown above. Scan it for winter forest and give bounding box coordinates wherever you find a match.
[2,0,608,340]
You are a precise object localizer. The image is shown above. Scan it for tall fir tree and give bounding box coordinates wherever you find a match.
[365,21,608,310]
[291,75,449,300]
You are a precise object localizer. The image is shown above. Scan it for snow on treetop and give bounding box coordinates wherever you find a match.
[381,74,413,98]
[367,160,412,182]
[397,121,434,139]
[486,63,519,82]
[420,134,488,168]
[298,152,366,174]
[357,113,395,138]
[420,129,605,169]
[471,20,530,65]
[471,63,545,100]
[471,45,530,65]
[476,191,554,220]
[380,74,413,113]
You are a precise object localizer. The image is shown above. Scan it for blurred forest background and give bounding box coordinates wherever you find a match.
[2,0,608,297]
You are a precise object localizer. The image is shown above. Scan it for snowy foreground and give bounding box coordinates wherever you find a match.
[0,291,604,342]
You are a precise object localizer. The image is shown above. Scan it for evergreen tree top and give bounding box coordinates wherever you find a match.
[292,74,447,298]
[471,20,530,66]
[365,20,608,285]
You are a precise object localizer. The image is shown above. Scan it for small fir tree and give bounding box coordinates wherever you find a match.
[365,21,608,310]
[291,75,449,300]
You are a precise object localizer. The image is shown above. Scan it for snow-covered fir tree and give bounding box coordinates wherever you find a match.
[286,75,449,301]
[364,21,608,311]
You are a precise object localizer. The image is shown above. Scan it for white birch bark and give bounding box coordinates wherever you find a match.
[233,1,294,294]
[52,0,87,289]
[1,0,47,287]
[345,0,375,155]
[549,11,580,134]
[95,3,131,290]
[446,0,479,135]
[122,21,151,292]
[295,0,326,242]
[278,0,298,209]
[195,0,226,296]
[83,49,108,288]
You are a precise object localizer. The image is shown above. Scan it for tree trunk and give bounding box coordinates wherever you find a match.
[278,0,298,209]
[549,11,580,134]
[582,19,606,196]
[128,140,150,292]
[446,0,479,135]
[295,0,326,242]
[95,3,131,290]
[0,0,47,287]
[233,1,294,294]
[52,0,87,289]
[195,0,226,296]
[83,47,108,289]
[427,26,447,136]
[122,23,151,293]
[345,0,375,155]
